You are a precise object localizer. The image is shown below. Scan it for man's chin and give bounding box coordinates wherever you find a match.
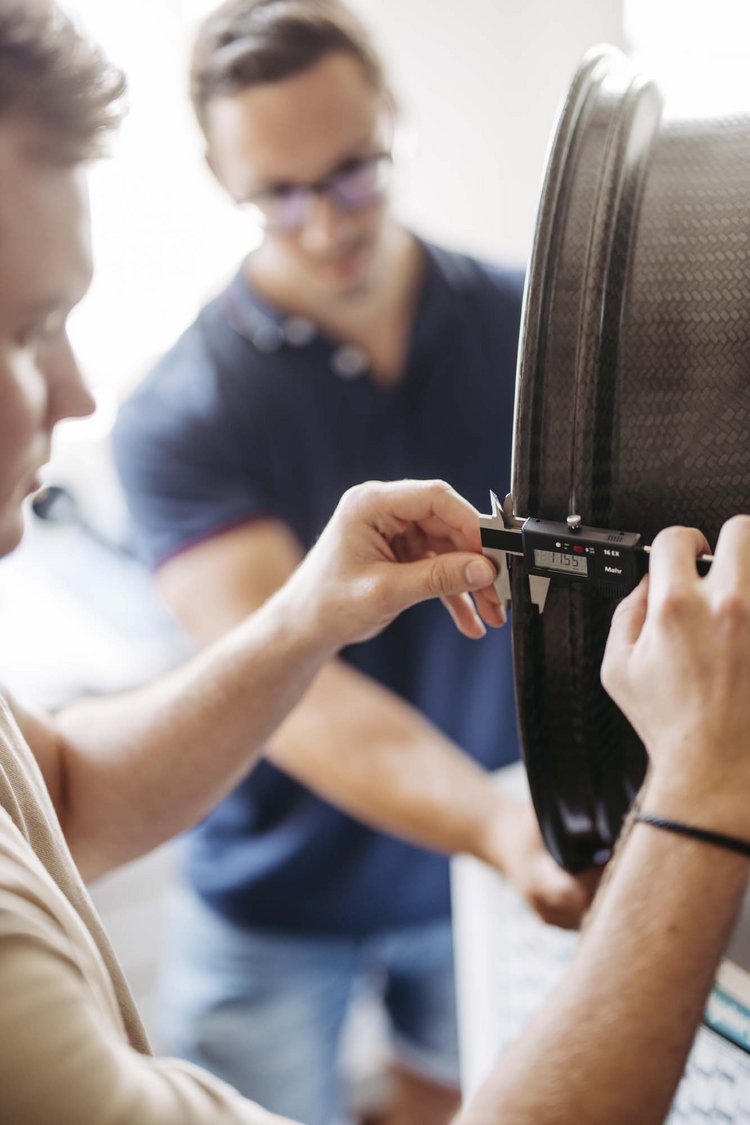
[315,247,375,295]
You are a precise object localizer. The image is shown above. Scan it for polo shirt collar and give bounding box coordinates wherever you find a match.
[221,236,460,383]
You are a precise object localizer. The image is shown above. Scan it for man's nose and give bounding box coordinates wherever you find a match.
[298,192,352,254]
[44,332,96,427]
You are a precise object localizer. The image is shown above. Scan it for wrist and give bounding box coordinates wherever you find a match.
[633,810,750,862]
[473,793,527,874]
[258,580,337,666]
[643,763,750,840]
[271,561,343,658]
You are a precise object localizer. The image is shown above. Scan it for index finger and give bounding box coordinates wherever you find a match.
[647,525,710,606]
[361,480,482,554]
[601,576,648,699]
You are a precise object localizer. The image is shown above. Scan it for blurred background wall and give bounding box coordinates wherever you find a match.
[349,0,624,263]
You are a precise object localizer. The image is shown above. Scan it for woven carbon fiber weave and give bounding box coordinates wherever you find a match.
[512,47,750,872]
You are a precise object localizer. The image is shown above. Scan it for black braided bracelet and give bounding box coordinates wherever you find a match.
[634,811,750,859]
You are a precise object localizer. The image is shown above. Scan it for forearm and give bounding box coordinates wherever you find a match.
[458,775,749,1125]
[56,602,508,881]
[266,658,512,864]
[107,509,514,874]
[54,584,332,880]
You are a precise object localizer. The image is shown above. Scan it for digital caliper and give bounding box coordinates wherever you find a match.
[480,492,714,613]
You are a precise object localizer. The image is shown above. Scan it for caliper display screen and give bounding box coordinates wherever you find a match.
[533,549,589,576]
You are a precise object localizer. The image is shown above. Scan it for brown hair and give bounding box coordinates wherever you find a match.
[190,0,388,136]
[0,0,125,163]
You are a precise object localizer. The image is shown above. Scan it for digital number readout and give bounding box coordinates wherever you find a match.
[533,549,589,575]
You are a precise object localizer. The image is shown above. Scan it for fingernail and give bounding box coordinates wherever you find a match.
[465,559,494,586]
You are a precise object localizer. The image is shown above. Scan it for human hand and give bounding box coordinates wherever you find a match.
[485,800,600,929]
[286,479,506,652]
[601,515,750,827]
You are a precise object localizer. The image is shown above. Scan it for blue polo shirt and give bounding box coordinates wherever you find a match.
[114,240,523,936]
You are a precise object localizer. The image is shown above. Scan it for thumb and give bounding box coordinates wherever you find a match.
[394,553,496,607]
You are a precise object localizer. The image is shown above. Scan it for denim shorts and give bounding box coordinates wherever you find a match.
[156,885,460,1125]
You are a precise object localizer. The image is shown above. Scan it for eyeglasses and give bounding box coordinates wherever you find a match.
[244,152,392,233]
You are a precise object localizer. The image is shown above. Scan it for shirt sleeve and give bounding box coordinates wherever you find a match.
[113,324,278,570]
[0,883,294,1125]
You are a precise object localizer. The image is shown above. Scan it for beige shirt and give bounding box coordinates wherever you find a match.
[0,697,289,1124]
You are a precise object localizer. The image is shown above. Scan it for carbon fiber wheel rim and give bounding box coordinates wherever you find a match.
[512,47,750,872]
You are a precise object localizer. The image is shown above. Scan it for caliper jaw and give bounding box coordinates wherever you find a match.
[478,491,512,607]
[479,492,550,613]
[527,574,551,614]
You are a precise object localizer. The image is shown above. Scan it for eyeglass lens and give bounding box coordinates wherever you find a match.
[258,155,390,231]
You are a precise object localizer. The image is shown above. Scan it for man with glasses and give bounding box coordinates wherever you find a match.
[114,3,593,1122]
